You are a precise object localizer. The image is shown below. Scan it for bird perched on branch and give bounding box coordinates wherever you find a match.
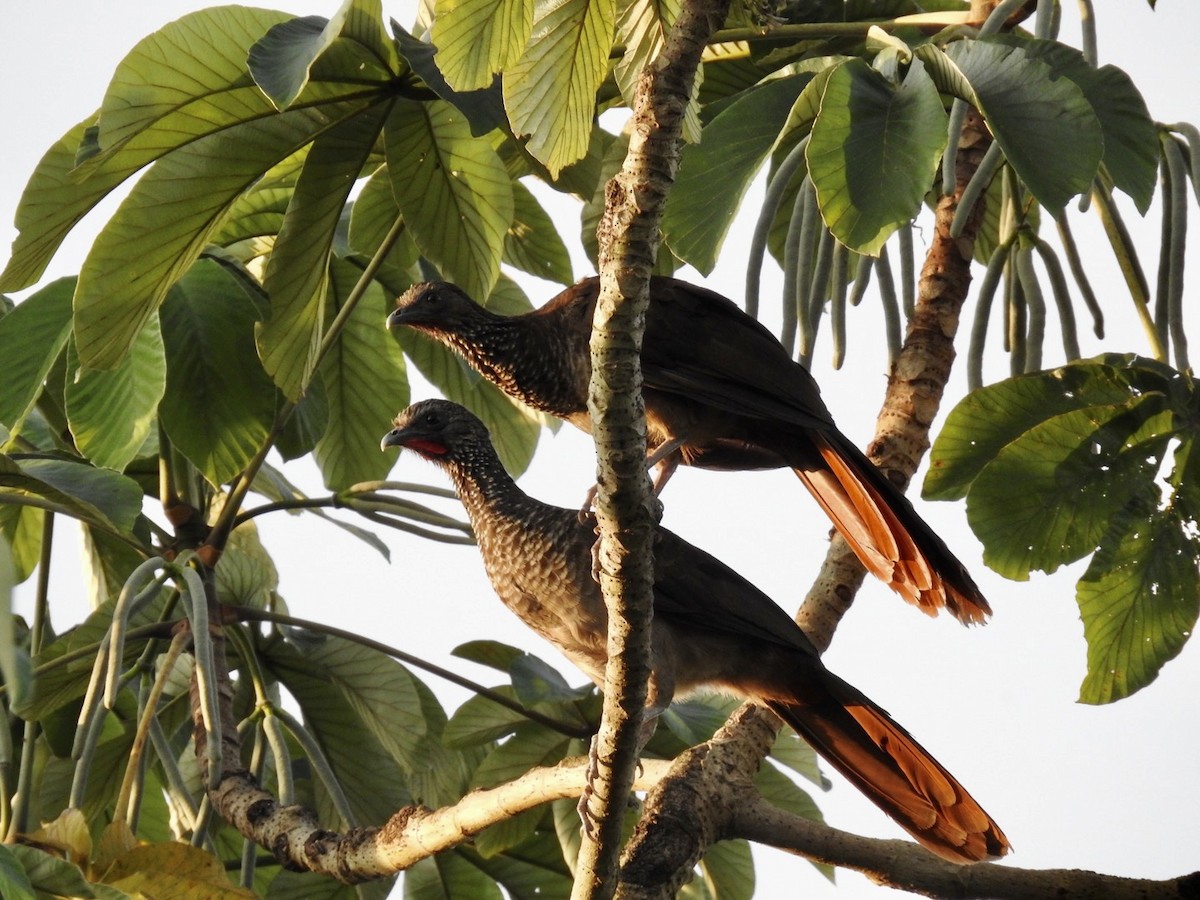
[387,276,990,624]
[381,399,1009,863]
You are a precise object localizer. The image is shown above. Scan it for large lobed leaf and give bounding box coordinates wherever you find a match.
[65,316,165,473]
[250,0,400,112]
[501,0,616,177]
[0,278,74,440]
[1077,482,1199,704]
[664,74,812,274]
[948,39,1103,213]
[0,9,297,293]
[927,356,1199,703]
[807,58,947,256]
[313,259,410,492]
[74,97,379,372]
[503,181,575,285]
[385,99,513,303]
[159,260,278,486]
[257,102,393,401]
[432,0,534,92]
[988,35,1159,214]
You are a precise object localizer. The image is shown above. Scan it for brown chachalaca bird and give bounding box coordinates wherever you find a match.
[387,276,990,624]
[380,399,1010,863]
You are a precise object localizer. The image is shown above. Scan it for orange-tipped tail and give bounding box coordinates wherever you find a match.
[792,434,991,624]
[768,681,1009,863]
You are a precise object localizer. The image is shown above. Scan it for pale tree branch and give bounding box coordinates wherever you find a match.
[579,0,732,895]
[207,759,672,883]
[731,798,1199,900]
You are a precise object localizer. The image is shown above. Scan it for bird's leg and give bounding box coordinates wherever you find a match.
[576,439,685,523]
[644,438,684,493]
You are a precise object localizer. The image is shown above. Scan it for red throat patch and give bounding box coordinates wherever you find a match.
[405,437,449,457]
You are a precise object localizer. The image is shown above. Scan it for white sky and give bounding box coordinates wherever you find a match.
[4,3,1199,898]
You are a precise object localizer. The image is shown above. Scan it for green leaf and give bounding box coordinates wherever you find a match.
[215,521,279,609]
[0,9,299,292]
[74,97,379,371]
[0,503,44,584]
[807,58,948,255]
[393,24,510,138]
[0,535,32,710]
[612,0,679,108]
[696,839,754,900]
[256,103,393,401]
[473,807,543,859]
[0,282,72,453]
[313,260,409,491]
[1077,486,1200,704]
[510,654,583,705]
[452,639,527,672]
[502,0,616,176]
[385,99,513,302]
[471,723,571,789]
[249,0,397,109]
[306,636,436,772]
[444,689,528,748]
[465,837,573,900]
[503,181,575,285]
[770,724,825,787]
[948,39,1102,212]
[158,261,277,485]
[925,357,1176,501]
[432,0,533,91]
[346,165,419,274]
[3,456,143,534]
[404,852,504,900]
[251,17,343,110]
[264,640,415,826]
[753,760,822,822]
[988,35,1159,214]
[967,398,1173,580]
[65,317,165,472]
[0,843,36,900]
[275,374,330,462]
[0,278,74,438]
[664,74,812,273]
[95,8,294,149]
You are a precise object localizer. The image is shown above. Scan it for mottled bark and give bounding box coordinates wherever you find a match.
[577,0,731,895]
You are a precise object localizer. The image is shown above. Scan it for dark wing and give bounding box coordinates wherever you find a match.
[649,524,817,657]
[640,278,837,431]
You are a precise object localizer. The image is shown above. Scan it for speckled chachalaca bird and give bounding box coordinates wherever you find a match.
[380,399,1009,863]
[386,277,990,624]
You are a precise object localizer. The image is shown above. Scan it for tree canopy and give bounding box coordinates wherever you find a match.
[0,0,1197,897]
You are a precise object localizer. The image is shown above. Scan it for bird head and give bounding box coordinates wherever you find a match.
[380,399,486,462]
[387,282,481,334]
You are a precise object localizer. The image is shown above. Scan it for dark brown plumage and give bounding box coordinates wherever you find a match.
[381,399,1010,863]
[387,276,990,624]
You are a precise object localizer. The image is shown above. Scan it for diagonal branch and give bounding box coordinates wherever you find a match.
[795,106,995,651]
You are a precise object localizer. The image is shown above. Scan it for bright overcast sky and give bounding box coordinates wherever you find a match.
[4,3,1199,898]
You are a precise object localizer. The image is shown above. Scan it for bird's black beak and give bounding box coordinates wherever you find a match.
[380,426,407,451]
[385,307,407,330]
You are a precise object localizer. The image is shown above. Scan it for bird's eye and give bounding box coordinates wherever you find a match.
[422,410,440,426]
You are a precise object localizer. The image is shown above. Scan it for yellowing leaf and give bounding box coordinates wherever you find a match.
[502,0,616,176]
